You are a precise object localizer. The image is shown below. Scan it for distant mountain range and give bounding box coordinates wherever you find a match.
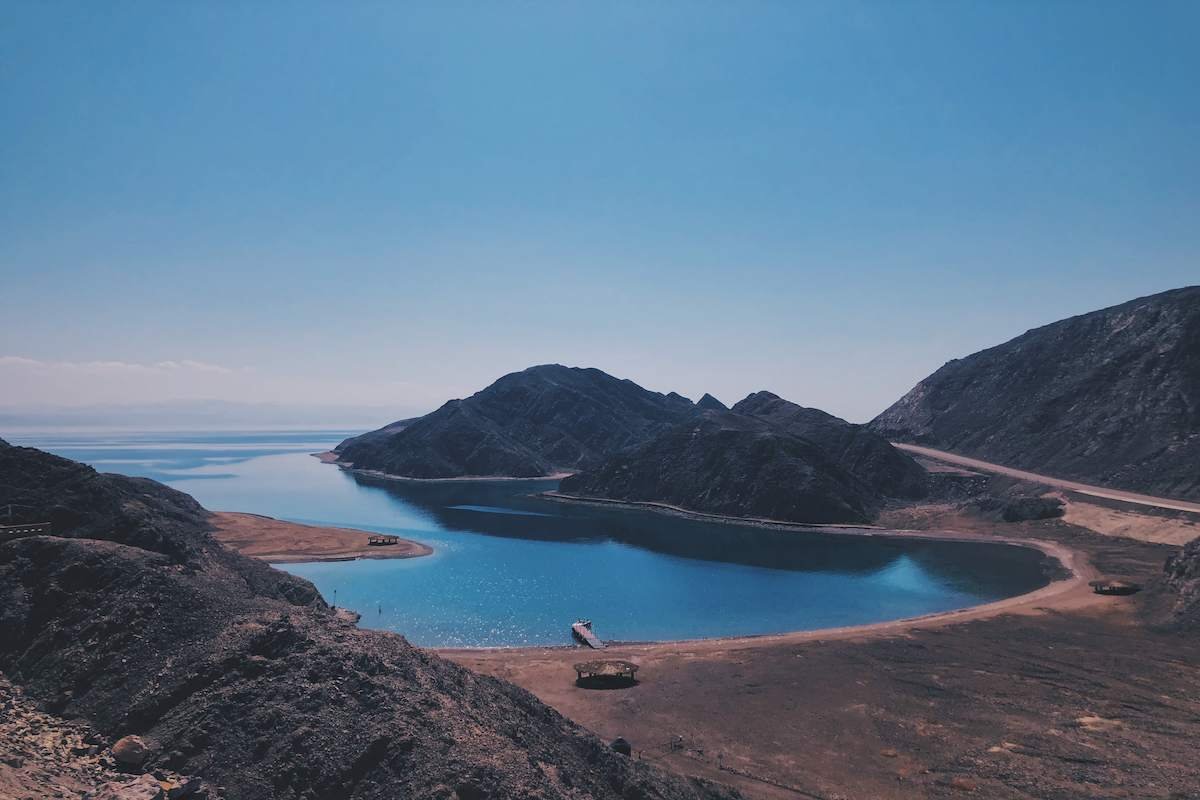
[870,286,1200,501]
[335,364,923,524]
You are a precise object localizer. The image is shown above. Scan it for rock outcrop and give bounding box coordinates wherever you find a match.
[1147,535,1200,631]
[559,410,880,524]
[335,364,698,478]
[870,286,1200,501]
[0,442,736,800]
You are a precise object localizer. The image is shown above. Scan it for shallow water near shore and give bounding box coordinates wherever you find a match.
[12,430,1056,647]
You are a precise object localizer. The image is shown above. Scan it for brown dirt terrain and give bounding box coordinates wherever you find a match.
[447,508,1200,800]
[210,511,432,563]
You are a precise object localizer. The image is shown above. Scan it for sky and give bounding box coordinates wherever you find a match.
[2,1,1198,426]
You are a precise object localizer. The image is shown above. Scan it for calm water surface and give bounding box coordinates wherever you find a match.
[11,430,1055,647]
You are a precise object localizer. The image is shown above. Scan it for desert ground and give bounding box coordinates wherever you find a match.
[446,482,1200,799]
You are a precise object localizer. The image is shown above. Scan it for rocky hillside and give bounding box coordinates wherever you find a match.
[733,392,927,499]
[871,287,1200,501]
[1146,536,1200,631]
[0,440,735,800]
[335,364,698,478]
[559,411,880,524]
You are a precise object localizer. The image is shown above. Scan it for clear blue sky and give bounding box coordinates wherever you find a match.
[2,2,1197,423]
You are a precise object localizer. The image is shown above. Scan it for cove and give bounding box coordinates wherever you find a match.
[15,430,1058,648]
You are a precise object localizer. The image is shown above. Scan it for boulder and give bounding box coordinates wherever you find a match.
[112,735,150,768]
[610,737,632,756]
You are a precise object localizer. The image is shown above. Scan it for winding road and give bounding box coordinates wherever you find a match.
[894,443,1200,515]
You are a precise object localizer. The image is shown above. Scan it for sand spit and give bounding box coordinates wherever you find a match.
[211,511,432,563]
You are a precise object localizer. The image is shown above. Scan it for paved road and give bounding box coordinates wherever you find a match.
[894,443,1200,515]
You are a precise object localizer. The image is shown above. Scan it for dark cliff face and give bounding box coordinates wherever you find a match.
[559,410,880,525]
[336,364,698,478]
[0,444,736,800]
[733,392,927,499]
[870,286,1200,501]
[1146,536,1200,631]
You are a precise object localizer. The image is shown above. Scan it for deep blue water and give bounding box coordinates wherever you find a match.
[9,430,1055,647]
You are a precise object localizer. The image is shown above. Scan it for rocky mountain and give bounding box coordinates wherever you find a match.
[695,393,728,411]
[335,364,698,478]
[558,410,880,524]
[733,392,927,499]
[0,440,735,800]
[870,287,1200,501]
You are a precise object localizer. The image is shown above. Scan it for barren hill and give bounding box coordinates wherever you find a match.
[871,287,1200,501]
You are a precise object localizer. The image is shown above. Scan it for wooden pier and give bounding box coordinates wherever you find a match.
[571,620,605,649]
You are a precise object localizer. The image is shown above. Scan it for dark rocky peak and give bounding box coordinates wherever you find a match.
[733,393,927,499]
[733,390,782,410]
[696,393,728,411]
[335,365,699,478]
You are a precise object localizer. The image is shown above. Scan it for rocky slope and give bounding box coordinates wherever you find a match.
[1146,535,1200,631]
[335,365,697,478]
[0,440,736,800]
[871,286,1200,501]
[558,410,880,524]
[733,392,927,499]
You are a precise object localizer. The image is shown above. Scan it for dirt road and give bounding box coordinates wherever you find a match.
[893,443,1200,514]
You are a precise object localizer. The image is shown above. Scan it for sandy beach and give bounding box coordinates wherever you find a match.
[210,511,432,563]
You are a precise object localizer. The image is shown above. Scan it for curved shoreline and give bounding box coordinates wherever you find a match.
[437,530,1096,654]
[307,460,1098,650]
[541,489,887,530]
[211,511,433,564]
[314,451,572,483]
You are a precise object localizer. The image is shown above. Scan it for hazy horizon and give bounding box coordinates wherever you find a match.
[4,2,1198,424]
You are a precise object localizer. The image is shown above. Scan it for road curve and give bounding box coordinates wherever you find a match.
[894,443,1200,515]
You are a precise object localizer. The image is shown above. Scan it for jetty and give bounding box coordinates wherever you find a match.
[571,619,605,649]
